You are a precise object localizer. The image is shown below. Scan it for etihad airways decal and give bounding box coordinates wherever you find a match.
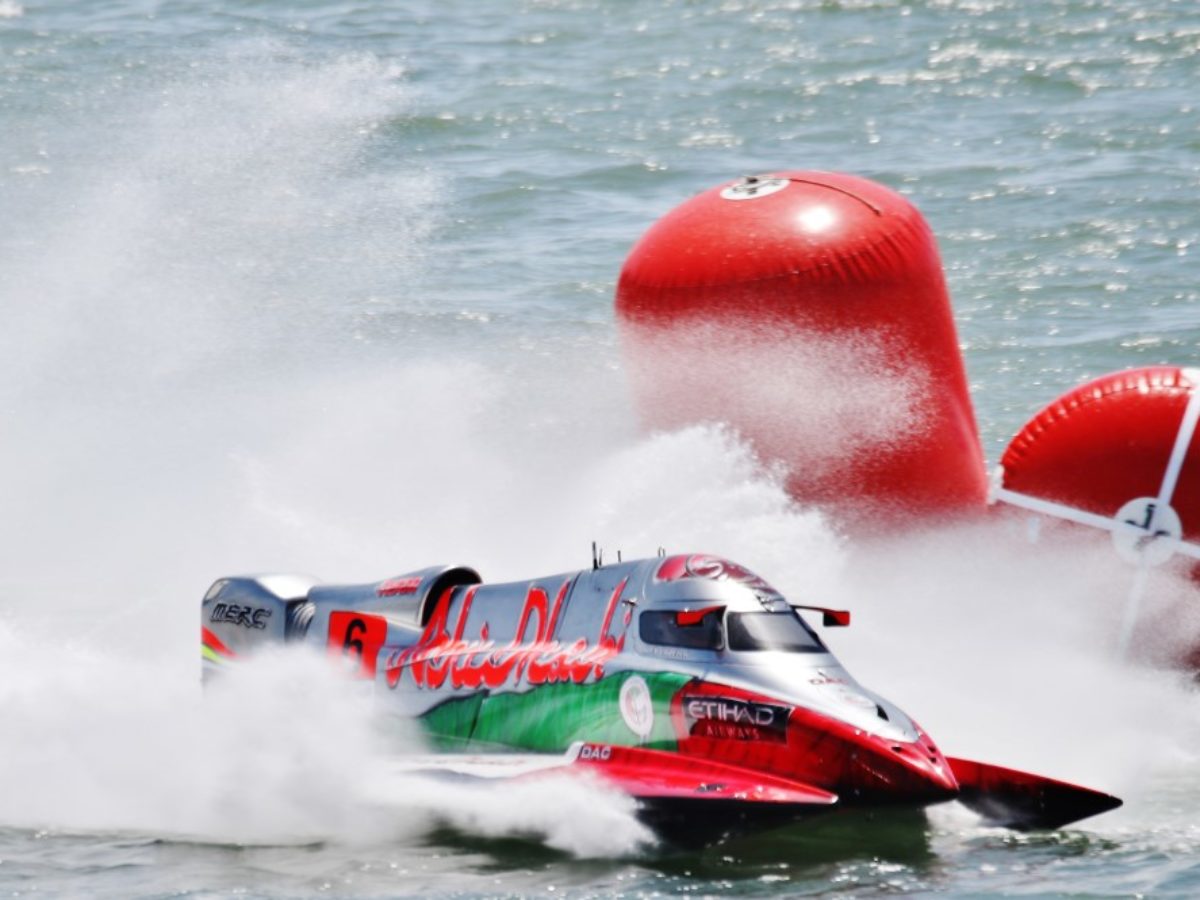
[682,694,791,742]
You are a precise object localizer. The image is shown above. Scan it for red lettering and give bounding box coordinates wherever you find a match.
[387,585,455,688]
[384,577,625,692]
[515,586,548,644]
[598,578,626,644]
[546,577,571,636]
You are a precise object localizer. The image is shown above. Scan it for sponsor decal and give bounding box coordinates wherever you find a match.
[642,645,695,660]
[210,603,271,630]
[385,577,626,691]
[682,695,790,742]
[328,611,389,679]
[808,669,849,686]
[619,675,654,740]
[576,744,613,761]
[832,685,880,713]
[655,554,786,608]
[377,576,422,597]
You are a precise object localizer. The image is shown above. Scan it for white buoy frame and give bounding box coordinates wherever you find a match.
[989,368,1200,658]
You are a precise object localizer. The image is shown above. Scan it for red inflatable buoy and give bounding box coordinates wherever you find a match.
[994,366,1200,663]
[995,365,1200,568]
[615,171,987,528]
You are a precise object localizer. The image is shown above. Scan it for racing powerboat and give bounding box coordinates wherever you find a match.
[200,553,1121,845]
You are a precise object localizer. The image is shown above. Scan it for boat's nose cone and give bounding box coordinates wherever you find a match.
[883,736,960,802]
[839,731,960,804]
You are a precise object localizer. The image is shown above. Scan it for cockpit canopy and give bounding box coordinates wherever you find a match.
[640,555,829,653]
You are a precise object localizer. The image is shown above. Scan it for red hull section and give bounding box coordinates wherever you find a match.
[566,743,837,847]
[568,743,837,808]
[670,679,959,807]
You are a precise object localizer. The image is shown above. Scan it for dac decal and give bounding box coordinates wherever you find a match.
[577,744,613,761]
[682,695,790,742]
[210,603,271,630]
[619,675,654,740]
[328,611,388,679]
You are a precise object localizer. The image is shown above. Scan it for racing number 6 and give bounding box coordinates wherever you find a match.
[327,611,387,679]
[343,618,367,656]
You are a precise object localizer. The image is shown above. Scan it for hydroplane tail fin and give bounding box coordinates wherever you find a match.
[946,756,1122,830]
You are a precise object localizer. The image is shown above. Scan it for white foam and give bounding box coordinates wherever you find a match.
[0,632,650,855]
[621,321,932,493]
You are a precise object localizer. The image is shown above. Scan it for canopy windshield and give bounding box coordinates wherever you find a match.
[726,610,826,653]
[639,609,723,650]
[639,608,827,653]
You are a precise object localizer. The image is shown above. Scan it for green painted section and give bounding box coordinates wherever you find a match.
[423,691,484,749]
[420,671,690,753]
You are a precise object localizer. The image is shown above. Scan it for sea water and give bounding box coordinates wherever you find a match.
[1,0,1199,896]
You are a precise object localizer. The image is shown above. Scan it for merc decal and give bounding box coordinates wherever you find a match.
[210,603,271,630]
